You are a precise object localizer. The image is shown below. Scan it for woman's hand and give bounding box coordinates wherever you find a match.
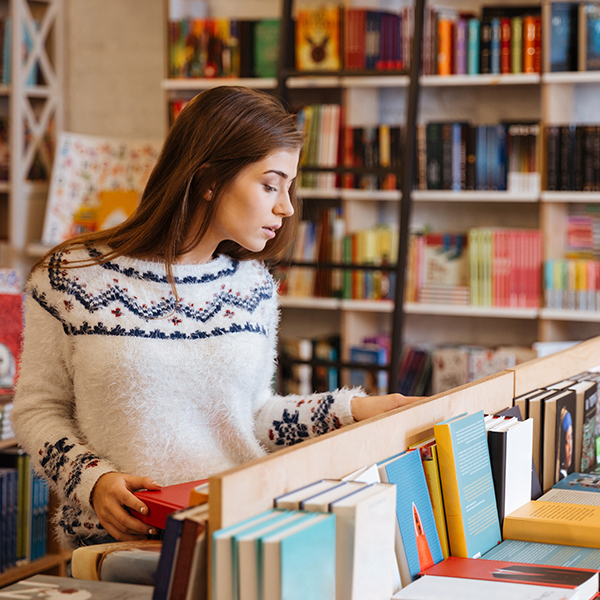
[351,393,424,422]
[90,472,162,541]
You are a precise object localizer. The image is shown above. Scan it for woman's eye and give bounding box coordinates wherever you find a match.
[263,184,277,193]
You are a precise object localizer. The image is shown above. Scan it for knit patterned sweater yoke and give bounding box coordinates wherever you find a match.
[11,246,361,548]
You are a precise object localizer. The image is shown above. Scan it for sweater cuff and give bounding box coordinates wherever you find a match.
[336,387,367,425]
[65,453,119,512]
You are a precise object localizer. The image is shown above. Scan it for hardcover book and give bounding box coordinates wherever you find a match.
[295,6,341,71]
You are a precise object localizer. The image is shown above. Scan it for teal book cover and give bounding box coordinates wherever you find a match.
[381,449,443,580]
[467,18,480,75]
[447,410,501,557]
[482,538,600,570]
[552,472,600,491]
[260,513,336,600]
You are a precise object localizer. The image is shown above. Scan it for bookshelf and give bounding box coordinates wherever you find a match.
[3,0,64,277]
[207,334,600,595]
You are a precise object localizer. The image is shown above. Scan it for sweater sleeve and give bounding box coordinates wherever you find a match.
[11,293,119,512]
[253,387,366,452]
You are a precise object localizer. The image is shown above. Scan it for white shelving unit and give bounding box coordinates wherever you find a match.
[5,0,64,276]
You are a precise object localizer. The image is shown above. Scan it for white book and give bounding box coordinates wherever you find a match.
[300,481,366,512]
[329,482,396,600]
[392,575,580,600]
[274,479,341,510]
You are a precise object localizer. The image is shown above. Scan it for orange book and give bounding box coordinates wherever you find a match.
[437,19,453,75]
[295,6,342,71]
[523,15,536,73]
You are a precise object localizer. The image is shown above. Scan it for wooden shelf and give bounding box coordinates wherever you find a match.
[412,190,540,202]
[421,73,541,87]
[0,437,16,450]
[541,191,600,203]
[287,74,410,88]
[298,188,401,201]
[0,551,71,588]
[405,303,539,318]
[279,297,395,312]
[542,71,600,84]
[540,308,600,322]
[161,77,277,91]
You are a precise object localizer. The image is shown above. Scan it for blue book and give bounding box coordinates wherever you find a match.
[476,126,488,190]
[2,17,10,86]
[550,3,578,72]
[486,125,497,190]
[212,508,287,600]
[434,410,502,558]
[377,450,444,586]
[549,471,600,492]
[490,18,501,74]
[260,512,336,600]
[467,19,480,74]
[451,123,463,191]
[494,124,507,191]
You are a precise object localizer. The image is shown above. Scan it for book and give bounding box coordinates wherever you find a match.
[261,512,336,600]
[377,450,444,586]
[0,292,22,389]
[392,573,581,599]
[433,411,502,558]
[421,556,598,600]
[329,483,397,600]
[273,479,342,510]
[132,478,208,530]
[539,472,600,507]
[299,480,366,512]
[542,389,577,491]
[503,500,600,548]
[579,4,600,71]
[0,574,154,599]
[487,417,534,524]
[235,511,309,600]
[212,509,288,600]
[483,538,600,569]
[152,503,209,600]
[569,381,597,473]
[254,19,280,78]
[550,3,579,72]
[96,190,139,231]
[71,540,162,585]
[42,132,162,246]
[295,6,341,71]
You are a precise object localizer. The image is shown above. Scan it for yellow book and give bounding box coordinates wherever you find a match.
[503,501,600,548]
[97,190,139,230]
[295,6,342,71]
[409,437,451,559]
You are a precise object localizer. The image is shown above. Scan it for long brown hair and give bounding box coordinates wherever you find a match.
[34,86,305,285]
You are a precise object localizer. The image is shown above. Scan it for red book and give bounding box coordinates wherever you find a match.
[533,15,542,74]
[500,17,511,74]
[0,292,23,389]
[132,478,208,530]
[421,556,598,599]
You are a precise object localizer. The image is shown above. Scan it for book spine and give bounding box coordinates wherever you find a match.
[480,19,492,74]
[546,126,560,191]
[490,18,501,74]
[510,16,523,74]
[454,19,468,75]
[437,18,453,75]
[500,17,511,74]
[441,123,453,190]
[523,15,536,74]
[465,125,476,191]
[433,423,468,557]
[467,19,480,75]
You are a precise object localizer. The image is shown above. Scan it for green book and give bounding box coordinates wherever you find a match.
[254,19,280,78]
[510,16,524,73]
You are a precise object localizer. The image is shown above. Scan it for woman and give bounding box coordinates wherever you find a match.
[12,86,419,549]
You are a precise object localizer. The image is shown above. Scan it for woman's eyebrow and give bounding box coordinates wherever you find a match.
[263,169,288,179]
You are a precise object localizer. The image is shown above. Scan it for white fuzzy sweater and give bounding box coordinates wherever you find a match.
[12,246,361,548]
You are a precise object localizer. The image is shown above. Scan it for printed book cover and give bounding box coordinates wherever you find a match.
[0,292,23,389]
[434,410,502,558]
[42,132,162,246]
[422,555,598,594]
[378,449,444,585]
[295,6,342,71]
[483,538,600,570]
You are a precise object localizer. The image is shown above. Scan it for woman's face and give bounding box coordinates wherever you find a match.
[179,149,299,264]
